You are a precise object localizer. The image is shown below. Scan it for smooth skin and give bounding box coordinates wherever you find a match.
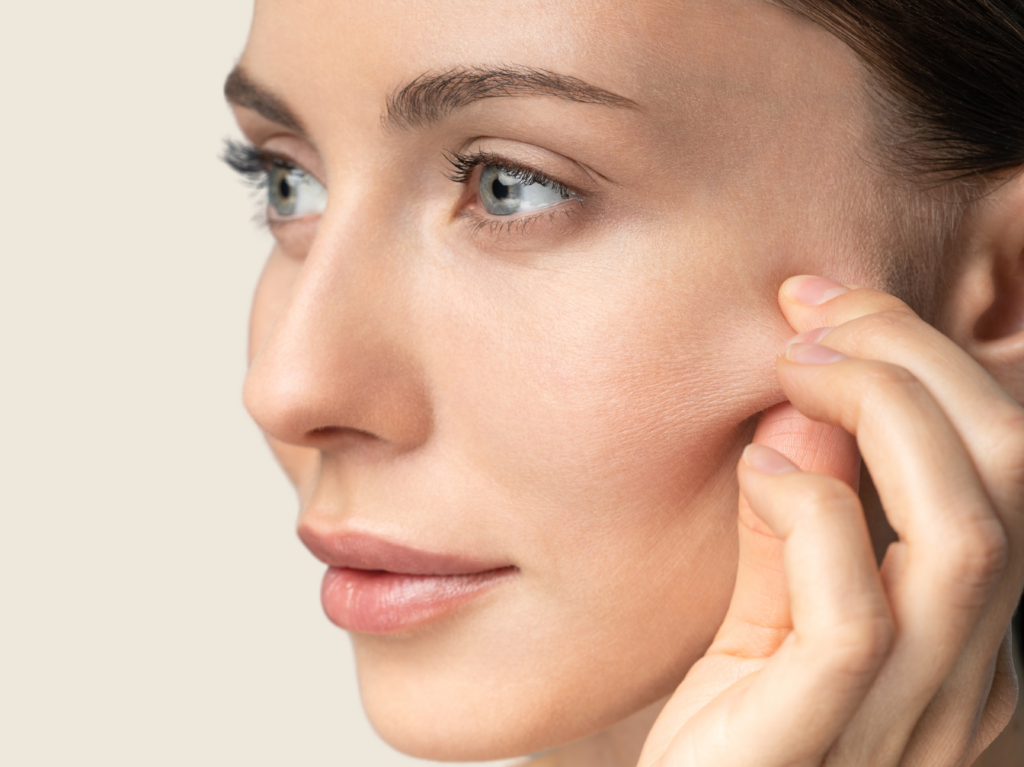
[231,0,1024,764]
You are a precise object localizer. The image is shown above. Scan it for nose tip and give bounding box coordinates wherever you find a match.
[244,339,433,454]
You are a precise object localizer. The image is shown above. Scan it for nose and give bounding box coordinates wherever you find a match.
[243,216,433,456]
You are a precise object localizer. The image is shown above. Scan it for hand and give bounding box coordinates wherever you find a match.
[637,276,1024,767]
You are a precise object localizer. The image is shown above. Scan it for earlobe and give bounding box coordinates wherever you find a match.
[942,170,1024,402]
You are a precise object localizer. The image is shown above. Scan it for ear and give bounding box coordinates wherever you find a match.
[941,170,1024,403]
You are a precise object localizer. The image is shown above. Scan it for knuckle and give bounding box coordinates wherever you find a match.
[848,307,920,343]
[853,361,922,412]
[791,475,859,516]
[823,614,894,680]
[860,361,918,390]
[938,519,1008,596]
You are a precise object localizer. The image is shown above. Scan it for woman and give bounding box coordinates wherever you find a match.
[223,0,1024,764]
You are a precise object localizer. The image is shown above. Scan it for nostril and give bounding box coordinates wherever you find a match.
[308,426,343,436]
[305,425,381,446]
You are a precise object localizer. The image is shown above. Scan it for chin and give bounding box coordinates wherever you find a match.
[349,595,720,762]
[349,620,573,761]
[358,659,656,762]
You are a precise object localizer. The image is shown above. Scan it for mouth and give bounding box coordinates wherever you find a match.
[298,527,517,635]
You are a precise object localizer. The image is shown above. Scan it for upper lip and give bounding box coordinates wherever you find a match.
[297,525,511,575]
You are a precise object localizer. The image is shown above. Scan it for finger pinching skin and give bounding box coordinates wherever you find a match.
[773,278,1024,764]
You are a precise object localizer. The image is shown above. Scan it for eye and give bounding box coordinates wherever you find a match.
[267,164,328,219]
[478,165,573,217]
[222,141,328,223]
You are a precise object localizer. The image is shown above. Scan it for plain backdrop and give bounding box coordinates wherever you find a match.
[0,2,513,765]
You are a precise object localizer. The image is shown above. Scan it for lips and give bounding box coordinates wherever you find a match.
[298,527,516,634]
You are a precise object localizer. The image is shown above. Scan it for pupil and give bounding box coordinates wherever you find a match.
[492,178,510,200]
[278,177,291,198]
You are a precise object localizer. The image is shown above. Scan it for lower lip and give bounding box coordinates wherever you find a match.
[321,566,515,634]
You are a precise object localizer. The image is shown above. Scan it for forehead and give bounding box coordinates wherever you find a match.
[243,0,864,135]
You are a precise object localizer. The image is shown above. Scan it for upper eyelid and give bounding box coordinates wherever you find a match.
[450,139,615,189]
[223,141,290,181]
[445,149,584,200]
[222,140,326,190]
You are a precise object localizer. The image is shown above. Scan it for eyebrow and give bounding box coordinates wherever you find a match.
[383,66,638,129]
[224,64,637,134]
[224,66,305,133]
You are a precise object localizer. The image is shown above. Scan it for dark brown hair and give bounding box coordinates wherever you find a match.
[777,0,1024,181]
[779,0,1024,636]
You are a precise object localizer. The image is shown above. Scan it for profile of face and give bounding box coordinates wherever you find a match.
[231,0,952,760]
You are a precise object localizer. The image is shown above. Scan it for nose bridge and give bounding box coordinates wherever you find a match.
[244,203,432,453]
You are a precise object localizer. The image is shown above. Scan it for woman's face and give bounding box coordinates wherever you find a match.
[235,0,914,759]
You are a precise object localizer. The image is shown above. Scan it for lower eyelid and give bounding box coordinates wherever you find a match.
[267,215,322,258]
[460,202,583,241]
[268,211,322,226]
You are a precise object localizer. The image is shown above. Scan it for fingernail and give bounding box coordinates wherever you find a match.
[785,343,850,365]
[777,327,834,356]
[743,443,799,474]
[784,276,850,306]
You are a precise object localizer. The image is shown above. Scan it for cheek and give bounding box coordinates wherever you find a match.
[430,230,785,534]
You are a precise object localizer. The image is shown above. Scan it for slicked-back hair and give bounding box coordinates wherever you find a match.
[776,0,1024,182]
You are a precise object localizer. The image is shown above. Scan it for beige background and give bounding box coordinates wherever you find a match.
[0,2,512,764]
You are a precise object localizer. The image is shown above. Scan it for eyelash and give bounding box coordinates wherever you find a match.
[222,140,293,184]
[444,150,576,199]
[222,140,582,236]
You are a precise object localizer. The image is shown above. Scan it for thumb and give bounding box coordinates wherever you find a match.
[753,401,860,485]
[713,402,860,656]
